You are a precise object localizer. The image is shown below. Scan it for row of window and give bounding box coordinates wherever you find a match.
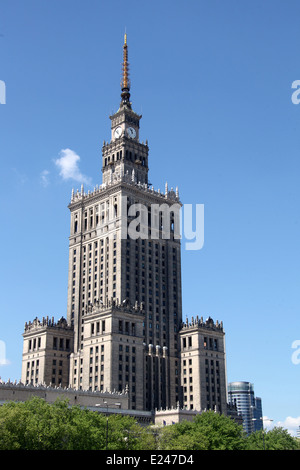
[103,150,147,167]
[90,320,106,336]
[206,359,223,409]
[27,337,71,352]
[70,237,180,354]
[25,360,40,384]
[125,239,179,346]
[117,344,137,406]
[25,358,65,386]
[71,240,118,320]
[27,337,41,351]
[182,336,219,351]
[71,238,179,319]
[73,198,118,234]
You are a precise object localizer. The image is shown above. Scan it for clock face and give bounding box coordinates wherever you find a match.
[114,126,122,138]
[127,127,136,139]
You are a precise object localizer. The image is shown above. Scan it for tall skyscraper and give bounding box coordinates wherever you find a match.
[21,34,228,418]
[66,34,182,411]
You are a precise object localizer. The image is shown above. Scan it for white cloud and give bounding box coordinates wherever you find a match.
[0,340,10,366]
[264,415,300,436]
[55,148,92,185]
[40,169,50,187]
[0,358,10,366]
[276,416,300,437]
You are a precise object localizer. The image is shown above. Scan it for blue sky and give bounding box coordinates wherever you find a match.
[0,0,299,435]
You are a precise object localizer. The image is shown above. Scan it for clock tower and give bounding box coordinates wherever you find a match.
[102,34,149,187]
[20,33,229,419]
[66,34,182,411]
[18,31,227,420]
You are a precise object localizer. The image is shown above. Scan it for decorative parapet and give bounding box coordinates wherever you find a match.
[24,316,73,333]
[156,403,219,414]
[69,177,180,206]
[84,298,145,317]
[0,379,130,411]
[0,378,128,398]
[154,404,221,425]
[180,316,224,332]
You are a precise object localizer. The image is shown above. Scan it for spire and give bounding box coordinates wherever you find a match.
[121,32,131,107]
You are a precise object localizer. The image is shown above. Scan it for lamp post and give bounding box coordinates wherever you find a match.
[95,401,122,450]
[252,417,273,450]
[103,401,109,450]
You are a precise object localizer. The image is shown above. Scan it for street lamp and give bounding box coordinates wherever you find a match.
[95,401,122,450]
[104,402,109,450]
[252,417,273,450]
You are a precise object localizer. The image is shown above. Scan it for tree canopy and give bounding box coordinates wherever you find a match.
[158,411,247,450]
[0,397,298,451]
[246,426,299,450]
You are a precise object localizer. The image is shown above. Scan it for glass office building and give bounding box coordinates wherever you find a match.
[228,381,263,434]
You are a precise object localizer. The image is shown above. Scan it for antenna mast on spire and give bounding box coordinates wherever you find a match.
[121,32,131,107]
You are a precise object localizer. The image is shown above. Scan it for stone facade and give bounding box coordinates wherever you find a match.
[180,317,227,414]
[0,381,241,427]
[21,317,73,388]
[20,35,229,418]
[65,36,183,413]
[69,300,145,410]
[154,406,200,426]
[0,379,129,409]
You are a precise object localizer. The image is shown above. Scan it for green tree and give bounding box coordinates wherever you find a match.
[0,397,155,450]
[0,400,29,449]
[158,411,247,450]
[158,420,208,450]
[105,414,157,450]
[246,426,300,450]
[1,398,298,451]
[0,397,108,450]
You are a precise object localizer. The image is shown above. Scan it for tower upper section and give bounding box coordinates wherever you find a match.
[121,32,131,108]
[102,34,149,186]
[69,33,180,207]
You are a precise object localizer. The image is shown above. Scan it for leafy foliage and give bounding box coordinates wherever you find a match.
[159,411,247,450]
[0,398,298,450]
[246,426,300,450]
